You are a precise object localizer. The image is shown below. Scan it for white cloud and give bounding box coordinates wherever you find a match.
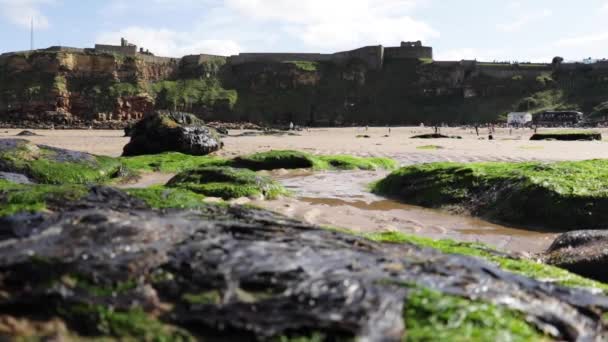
[97,0,437,55]
[554,32,608,47]
[497,9,552,33]
[96,26,241,57]
[224,0,439,50]
[0,0,52,30]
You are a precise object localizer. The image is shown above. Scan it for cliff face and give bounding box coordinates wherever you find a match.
[0,51,177,127]
[1,49,608,127]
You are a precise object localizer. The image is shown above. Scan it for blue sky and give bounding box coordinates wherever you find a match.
[1,0,607,62]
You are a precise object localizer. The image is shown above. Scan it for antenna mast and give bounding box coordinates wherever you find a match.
[30,17,34,50]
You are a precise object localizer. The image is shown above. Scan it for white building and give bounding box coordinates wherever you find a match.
[507,112,532,126]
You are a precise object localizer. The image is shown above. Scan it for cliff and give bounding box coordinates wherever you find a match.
[2,48,608,127]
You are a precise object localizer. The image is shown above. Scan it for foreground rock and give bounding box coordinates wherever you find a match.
[122,111,223,156]
[543,230,608,282]
[1,188,608,340]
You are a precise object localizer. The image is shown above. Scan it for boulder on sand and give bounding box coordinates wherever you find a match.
[543,230,608,282]
[122,111,223,156]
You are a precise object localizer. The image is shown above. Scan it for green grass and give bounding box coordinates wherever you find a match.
[372,160,608,230]
[0,180,88,217]
[233,150,397,171]
[126,186,208,209]
[120,152,230,173]
[366,231,608,292]
[404,287,545,341]
[148,78,238,111]
[167,166,287,200]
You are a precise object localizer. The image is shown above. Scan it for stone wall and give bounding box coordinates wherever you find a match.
[384,46,433,60]
[228,53,332,65]
[138,54,180,65]
[331,46,384,70]
[94,44,137,56]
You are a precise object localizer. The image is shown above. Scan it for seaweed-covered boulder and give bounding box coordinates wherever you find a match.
[0,139,123,184]
[2,189,608,340]
[531,131,602,141]
[122,111,223,156]
[167,166,286,199]
[543,230,608,282]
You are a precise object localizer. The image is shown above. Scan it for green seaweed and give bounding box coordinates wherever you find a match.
[126,186,207,209]
[167,166,287,200]
[0,141,123,184]
[0,180,88,217]
[367,231,608,292]
[61,304,194,341]
[372,160,608,230]
[120,152,229,173]
[403,287,545,341]
[234,150,397,171]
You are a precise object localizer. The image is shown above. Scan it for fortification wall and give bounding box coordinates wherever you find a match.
[138,54,179,65]
[331,46,384,70]
[45,46,85,53]
[385,46,433,60]
[94,44,137,56]
[477,64,551,79]
[229,53,331,65]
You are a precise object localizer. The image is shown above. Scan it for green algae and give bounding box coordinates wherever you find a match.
[126,186,207,209]
[366,231,608,292]
[0,180,88,217]
[167,166,287,200]
[403,287,545,341]
[372,160,608,230]
[0,141,123,184]
[233,150,397,171]
[60,304,195,341]
[120,152,229,173]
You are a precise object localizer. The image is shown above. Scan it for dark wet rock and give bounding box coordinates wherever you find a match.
[15,130,39,136]
[231,130,300,137]
[411,133,462,139]
[0,171,33,184]
[122,111,223,156]
[543,230,608,282]
[531,132,602,141]
[1,189,608,340]
[215,126,229,135]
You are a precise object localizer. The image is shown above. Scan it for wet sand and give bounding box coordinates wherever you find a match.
[253,170,558,253]
[3,126,605,253]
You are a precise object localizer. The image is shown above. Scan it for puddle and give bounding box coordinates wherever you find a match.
[255,170,558,254]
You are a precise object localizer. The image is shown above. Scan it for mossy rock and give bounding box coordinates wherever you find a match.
[122,111,223,156]
[372,160,608,230]
[167,166,287,199]
[531,131,602,141]
[233,150,397,171]
[0,139,123,184]
[120,152,229,173]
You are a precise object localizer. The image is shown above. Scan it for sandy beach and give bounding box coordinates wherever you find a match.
[4,126,606,253]
[4,126,608,161]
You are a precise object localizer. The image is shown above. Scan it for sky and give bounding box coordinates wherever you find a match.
[0,0,607,62]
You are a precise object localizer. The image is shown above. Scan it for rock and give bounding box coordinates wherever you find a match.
[543,230,608,282]
[1,188,608,340]
[411,133,462,139]
[0,171,33,184]
[122,111,223,156]
[0,139,123,184]
[15,130,39,136]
